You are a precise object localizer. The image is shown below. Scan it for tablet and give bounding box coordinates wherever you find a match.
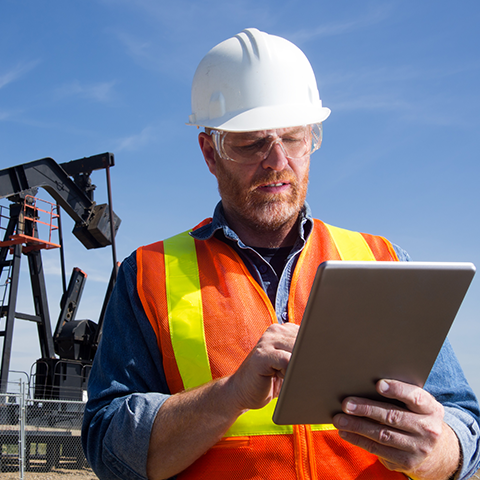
[272,260,476,425]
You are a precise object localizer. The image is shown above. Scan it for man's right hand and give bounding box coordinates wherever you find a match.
[229,322,299,411]
[147,322,299,479]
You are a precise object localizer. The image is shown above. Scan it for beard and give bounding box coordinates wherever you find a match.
[215,159,309,234]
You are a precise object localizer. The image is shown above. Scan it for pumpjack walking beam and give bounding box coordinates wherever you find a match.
[0,153,120,251]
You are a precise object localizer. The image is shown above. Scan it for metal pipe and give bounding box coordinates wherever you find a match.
[105,165,118,282]
[19,379,25,480]
[56,203,67,295]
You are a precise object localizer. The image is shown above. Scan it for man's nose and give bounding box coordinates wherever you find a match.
[262,140,289,170]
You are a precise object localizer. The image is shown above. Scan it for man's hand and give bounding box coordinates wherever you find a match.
[230,322,299,411]
[332,379,460,480]
[147,323,299,479]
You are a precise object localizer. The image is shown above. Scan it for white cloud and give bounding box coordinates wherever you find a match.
[0,60,41,89]
[114,125,158,152]
[0,110,13,121]
[111,28,189,77]
[114,30,151,61]
[55,80,117,103]
[105,1,271,77]
[332,94,413,113]
[331,92,463,127]
[323,62,480,90]
[320,62,480,127]
[114,30,158,68]
[289,3,395,43]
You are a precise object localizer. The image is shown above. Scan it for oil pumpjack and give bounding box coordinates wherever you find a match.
[0,153,121,401]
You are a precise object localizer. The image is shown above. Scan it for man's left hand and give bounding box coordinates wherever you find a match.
[332,379,460,480]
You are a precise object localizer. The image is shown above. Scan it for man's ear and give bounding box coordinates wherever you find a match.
[198,132,217,177]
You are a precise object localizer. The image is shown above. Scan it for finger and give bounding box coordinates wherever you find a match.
[232,325,298,409]
[261,323,299,353]
[337,395,444,439]
[376,379,440,416]
[254,325,299,376]
[333,414,448,475]
[253,343,291,377]
[339,395,418,432]
[335,429,416,472]
[333,413,415,452]
[268,322,299,339]
[334,392,445,452]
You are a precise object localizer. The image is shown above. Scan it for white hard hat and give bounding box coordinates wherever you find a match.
[187,28,331,132]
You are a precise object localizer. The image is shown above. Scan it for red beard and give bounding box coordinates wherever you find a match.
[216,161,309,233]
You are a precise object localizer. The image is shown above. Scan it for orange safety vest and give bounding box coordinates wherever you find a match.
[137,218,406,480]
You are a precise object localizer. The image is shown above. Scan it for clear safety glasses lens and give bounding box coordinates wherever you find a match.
[212,123,323,165]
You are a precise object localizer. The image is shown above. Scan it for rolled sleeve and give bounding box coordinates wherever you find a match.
[444,407,480,480]
[101,393,168,480]
[424,339,480,479]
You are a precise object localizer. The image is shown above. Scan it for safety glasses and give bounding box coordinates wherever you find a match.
[211,123,323,164]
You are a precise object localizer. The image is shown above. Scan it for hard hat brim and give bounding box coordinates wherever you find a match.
[188,104,331,132]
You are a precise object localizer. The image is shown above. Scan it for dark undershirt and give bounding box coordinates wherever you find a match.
[214,229,294,306]
[253,246,292,278]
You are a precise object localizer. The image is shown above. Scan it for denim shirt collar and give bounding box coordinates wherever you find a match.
[190,201,314,249]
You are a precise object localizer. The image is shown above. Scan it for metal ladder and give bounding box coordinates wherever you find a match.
[0,199,57,393]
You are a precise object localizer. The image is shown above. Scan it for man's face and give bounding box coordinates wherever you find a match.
[211,128,310,235]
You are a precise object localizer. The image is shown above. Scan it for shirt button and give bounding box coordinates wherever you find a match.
[259,265,268,274]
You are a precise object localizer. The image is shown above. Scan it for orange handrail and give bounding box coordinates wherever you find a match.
[0,196,61,252]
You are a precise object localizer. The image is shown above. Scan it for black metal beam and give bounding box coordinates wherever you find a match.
[27,250,56,359]
[54,267,87,355]
[0,157,94,224]
[59,152,114,176]
[0,154,120,250]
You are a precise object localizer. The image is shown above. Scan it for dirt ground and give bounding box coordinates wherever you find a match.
[0,466,479,479]
[0,466,97,480]
[10,469,479,480]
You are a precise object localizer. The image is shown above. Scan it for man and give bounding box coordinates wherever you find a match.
[82,28,480,480]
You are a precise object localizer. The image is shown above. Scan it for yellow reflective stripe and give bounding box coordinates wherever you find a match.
[164,231,212,390]
[226,399,293,437]
[311,424,336,432]
[226,399,336,436]
[324,223,376,261]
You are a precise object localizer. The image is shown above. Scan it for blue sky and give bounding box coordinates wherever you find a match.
[1,1,479,398]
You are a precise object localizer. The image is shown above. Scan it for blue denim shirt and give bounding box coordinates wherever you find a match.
[82,202,480,480]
